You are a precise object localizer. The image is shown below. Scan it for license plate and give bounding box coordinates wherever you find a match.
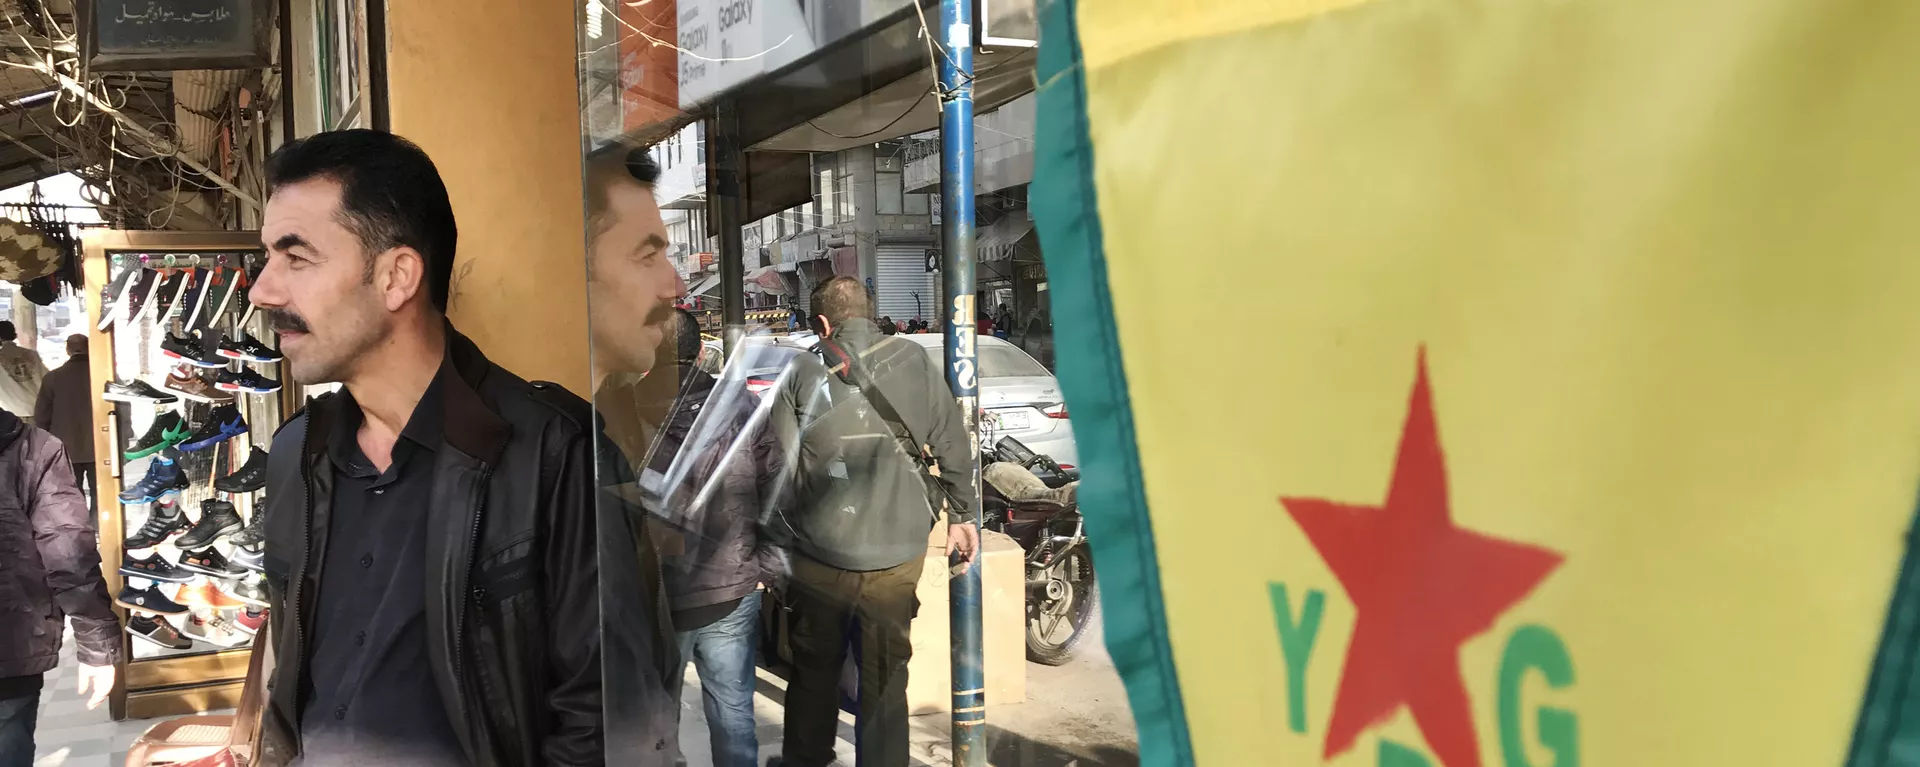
[993,411,1031,431]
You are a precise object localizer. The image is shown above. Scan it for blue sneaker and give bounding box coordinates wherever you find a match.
[117,455,188,503]
[180,405,249,451]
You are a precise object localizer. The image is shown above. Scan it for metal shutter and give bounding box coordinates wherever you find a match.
[875,243,938,323]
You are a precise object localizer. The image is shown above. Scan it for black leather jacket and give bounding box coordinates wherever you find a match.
[257,329,677,767]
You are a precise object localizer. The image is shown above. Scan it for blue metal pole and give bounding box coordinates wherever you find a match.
[937,0,984,762]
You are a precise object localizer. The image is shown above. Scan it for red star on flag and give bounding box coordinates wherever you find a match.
[1281,350,1563,767]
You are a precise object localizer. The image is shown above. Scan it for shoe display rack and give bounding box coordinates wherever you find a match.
[82,231,298,722]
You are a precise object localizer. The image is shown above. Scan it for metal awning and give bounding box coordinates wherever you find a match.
[978,215,1035,261]
[688,274,722,297]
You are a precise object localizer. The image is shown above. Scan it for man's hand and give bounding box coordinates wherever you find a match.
[947,521,981,575]
[77,663,114,709]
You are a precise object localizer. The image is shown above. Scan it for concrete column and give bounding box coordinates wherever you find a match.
[849,145,879,291]
[381,0,591,395]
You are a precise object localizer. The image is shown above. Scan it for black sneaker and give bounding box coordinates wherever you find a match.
[124,498,190,549]
[229,544,265,573]
[217,331,283,363]
[214,447,267,493]
[103,379,178,405]
[214,368,281,394]
[96,264,136,331]
[148,270,190,326]
[203,267,245,329]
[176,499,243,549]
[124,268,163,325]
[115,584,189,615]
[125,412,192,460]
[126,614,193,650]
[177,546,247,579]
[176,268,209,328]
[162,330,224,368]
[117,455,188,503]
[119,551,195,584]
[180,405,248,452]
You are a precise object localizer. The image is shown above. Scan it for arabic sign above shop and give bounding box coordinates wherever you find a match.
[84,0,271,71]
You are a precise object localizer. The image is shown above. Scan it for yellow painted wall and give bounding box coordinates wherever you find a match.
[383,0,591,395]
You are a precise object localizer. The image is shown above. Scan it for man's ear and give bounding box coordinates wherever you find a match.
[380,246,429,311]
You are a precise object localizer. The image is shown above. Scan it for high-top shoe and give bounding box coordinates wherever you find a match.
[118,455,188,503]
[228,503,267,551]
[119,551,195,584]
[124,498,189,549]
[214,447,267,493]
[176,499,243,549]
[180,405,248,452]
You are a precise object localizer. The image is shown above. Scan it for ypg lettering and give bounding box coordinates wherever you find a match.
[1268,349,1576,766]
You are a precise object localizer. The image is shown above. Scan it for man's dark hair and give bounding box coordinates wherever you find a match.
[265,130,458,312]
[0,321,16,342]
[584,141,662,230]
[809,276,870,327]
[672,307,702,363]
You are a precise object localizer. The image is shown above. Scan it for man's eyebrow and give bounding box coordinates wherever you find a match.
[269,233,310,252]
[641,234,668,252]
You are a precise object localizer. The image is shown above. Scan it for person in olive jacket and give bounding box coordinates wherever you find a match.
[0,407,119,765]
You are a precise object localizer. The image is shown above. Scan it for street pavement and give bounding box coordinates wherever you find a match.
[34,618,1140,767]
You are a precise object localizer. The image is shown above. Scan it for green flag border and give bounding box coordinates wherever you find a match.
[1848,512,1920,764]
[1030,0,1196,764]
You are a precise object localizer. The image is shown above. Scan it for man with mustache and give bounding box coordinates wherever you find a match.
[583,143,778,766]
[248,130,623,766]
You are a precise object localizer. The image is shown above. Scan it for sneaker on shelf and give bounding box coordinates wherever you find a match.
[217,331,283,363]
[96,263,136,331]
[126,614,194,650]
[178,579,248,612]
[176,499,243,549]
[175,268,209,328]
[214,368,282,394]
[162,330,225,368]
[119,551,195,584]
[125,268,164,325]
[214,447,267,493]
[124,412,191,460]
[117,455,188,503]
[177,546,247,579]
[233,607,267,636]
[229,544,265,573]
[115,583,189,615]
[220,577,268,608]
[228,504,266,551]
[123,498,189,549]
[103,379,178,405]
[181,613,248,648]
[162,367,233,404]
[180,405,248,452]
[149,270,190,325]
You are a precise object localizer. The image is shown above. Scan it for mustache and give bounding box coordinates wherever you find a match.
[266,309,310,334]
[645,301,674,327]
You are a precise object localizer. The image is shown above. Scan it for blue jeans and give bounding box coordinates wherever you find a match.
[0,686,38,767]
[671,590,761,767]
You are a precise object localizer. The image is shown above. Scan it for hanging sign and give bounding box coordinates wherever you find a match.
[83,0,271,71]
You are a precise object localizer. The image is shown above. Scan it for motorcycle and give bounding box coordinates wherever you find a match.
[977,423,1097,666]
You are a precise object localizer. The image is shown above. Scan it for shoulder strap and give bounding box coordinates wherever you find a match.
[815,337,961,519]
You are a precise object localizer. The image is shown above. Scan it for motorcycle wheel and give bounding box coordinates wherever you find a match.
[1027,549,1098,666]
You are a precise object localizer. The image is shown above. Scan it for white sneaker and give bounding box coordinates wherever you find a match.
[180,613,249,648]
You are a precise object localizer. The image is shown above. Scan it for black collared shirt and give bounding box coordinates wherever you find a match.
[294,372,464,767]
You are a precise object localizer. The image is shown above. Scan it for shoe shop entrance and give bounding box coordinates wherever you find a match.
[82,230,292,721]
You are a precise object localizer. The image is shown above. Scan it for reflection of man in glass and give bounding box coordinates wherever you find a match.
[249,130,609,766]
[581,142,701,765]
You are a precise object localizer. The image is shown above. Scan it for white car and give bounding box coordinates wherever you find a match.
[892,334,1079,469]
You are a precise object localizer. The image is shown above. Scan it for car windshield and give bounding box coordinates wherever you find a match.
[924,342,1050,378]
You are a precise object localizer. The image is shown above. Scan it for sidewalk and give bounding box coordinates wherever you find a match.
[34,625,1138,767]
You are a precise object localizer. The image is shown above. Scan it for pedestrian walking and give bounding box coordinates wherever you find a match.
[767,276,980,767]
[249,130,618,766]
[0,405,118,767]
[34,335,95,510]
[0,323,46,426]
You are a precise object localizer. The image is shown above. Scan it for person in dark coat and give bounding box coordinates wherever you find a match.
[0,407,118,764]
[34,335,95,510]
